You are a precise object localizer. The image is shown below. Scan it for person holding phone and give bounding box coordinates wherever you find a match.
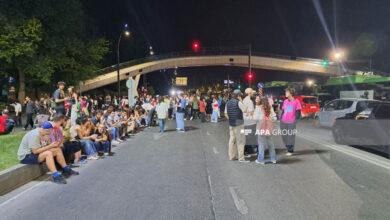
[17,121,79,184]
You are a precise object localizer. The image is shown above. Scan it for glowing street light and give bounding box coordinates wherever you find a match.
[306,79,314,86]
[332,50,345,62]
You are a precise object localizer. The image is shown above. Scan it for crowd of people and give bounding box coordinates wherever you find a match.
[1,80,302,184]
[5,81,231,184]
[225,86,301,165]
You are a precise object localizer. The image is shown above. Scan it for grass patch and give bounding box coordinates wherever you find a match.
[0,132,26,171]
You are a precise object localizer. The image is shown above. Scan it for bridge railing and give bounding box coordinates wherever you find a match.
[94,47,327,76]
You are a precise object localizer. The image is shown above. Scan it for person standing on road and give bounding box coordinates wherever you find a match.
[199,97,206,123]
[225,89,248,163]
[211,97,219,123]
[156,97,168,133]
[175,93,186,132]
[243,88,257,156]
[191,95,199,120]
[53,81,68,116]
[254,96,277,164]
[280,88,301,156]
[24,96,36,130]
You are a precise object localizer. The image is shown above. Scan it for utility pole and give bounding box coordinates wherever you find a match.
[248,44,252,88]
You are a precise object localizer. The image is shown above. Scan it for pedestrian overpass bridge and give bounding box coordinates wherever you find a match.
[80,49,353,93]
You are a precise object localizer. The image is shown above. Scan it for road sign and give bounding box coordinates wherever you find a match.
[176,77,187,86]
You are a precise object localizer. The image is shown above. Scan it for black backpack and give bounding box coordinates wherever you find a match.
[5,118,15,133]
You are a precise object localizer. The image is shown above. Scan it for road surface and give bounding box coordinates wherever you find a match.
[0,119,389,220]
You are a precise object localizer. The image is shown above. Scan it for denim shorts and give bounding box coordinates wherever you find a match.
[20,153,39,165]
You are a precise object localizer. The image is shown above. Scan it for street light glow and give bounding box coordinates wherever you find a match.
[124,30,130,36]
[150,51,154,55]
[306,79,314,86]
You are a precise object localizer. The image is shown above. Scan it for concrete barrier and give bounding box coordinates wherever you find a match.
[0,164,47,195]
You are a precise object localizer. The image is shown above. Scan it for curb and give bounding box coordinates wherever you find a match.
[0,164,47,195]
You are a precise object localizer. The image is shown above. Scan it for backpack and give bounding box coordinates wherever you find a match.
[259,106,274,136]
[5,119,15,133]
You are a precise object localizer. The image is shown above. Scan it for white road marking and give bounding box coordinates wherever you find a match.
[212,147,219,154]
[229,187,248,215]
[298,133,390,171]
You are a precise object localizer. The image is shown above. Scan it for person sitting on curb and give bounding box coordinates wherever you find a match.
[17,121,79,184]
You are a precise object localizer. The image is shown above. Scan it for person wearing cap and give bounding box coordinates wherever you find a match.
[17,121,79,184]
[243,88,257,156]
[53,81,68,116]
[225,89,248,163]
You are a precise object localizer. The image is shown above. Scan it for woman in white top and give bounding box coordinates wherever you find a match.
[155,97,168,133]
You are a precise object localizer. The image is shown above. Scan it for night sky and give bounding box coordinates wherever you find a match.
[83,0,390,94]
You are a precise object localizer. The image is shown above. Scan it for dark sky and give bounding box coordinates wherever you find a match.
[83,0,390,94]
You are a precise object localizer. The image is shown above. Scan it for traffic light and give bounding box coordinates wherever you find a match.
[246,72,254,81]
[238,84,242,89]
[192,41,199,51]
[322,60,328,66]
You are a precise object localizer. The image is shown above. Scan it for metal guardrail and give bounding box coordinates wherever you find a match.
[94,47,328,77]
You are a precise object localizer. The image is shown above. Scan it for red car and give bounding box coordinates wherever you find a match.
[274,95,319,118]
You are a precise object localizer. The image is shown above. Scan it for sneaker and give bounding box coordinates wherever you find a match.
[229,157,237,161]
[72,161,81,167]
[53,175,67,184]
[184,118,187,121]
[87,156,99,160]
[271,161,277,164]
[104,152,109,156]
[111,140,120,145]
[255,160,265,164]
[176,128,180,131]
[78,158,87,164]
[116,138,123,143]
[286,152,293,157]
[190,117,193,120]
[178,129,185,133]
[239,160,250,163]
[62,168,79,178]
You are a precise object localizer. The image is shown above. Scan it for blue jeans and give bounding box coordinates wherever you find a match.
[159,119,166,132]
[108,127,119,140]
[80,139,97,156]
[257,135,276,163]
[94,141,109,153]
[176,112,184,130]
[211,110,218,121]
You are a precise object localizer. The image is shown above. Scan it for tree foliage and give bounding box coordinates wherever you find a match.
[0,0,110,101]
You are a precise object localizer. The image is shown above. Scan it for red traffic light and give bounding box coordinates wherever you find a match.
[192,41,199,50]
[246,72,254,80]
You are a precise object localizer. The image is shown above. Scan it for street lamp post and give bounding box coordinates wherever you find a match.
[117,24,130,98]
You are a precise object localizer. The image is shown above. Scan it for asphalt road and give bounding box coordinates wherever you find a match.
[0,119,390,220]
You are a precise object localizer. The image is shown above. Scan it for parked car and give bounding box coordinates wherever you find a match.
[275,95,319,118]
[332,102,390,158]
[315,98,379,127]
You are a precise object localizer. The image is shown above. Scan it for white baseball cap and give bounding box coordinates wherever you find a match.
[245,88,254,94]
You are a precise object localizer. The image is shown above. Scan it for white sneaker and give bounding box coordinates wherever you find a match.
[112,140,120,145]
[190,117,193,120]
[286,152,293,157]
[104,153,109,156]
[116,138,123,143]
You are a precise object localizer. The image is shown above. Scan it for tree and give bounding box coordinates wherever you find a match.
[0,0,110,102]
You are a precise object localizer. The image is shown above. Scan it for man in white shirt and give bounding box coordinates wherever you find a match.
[243,88,257,155]
[12,101,22,127]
